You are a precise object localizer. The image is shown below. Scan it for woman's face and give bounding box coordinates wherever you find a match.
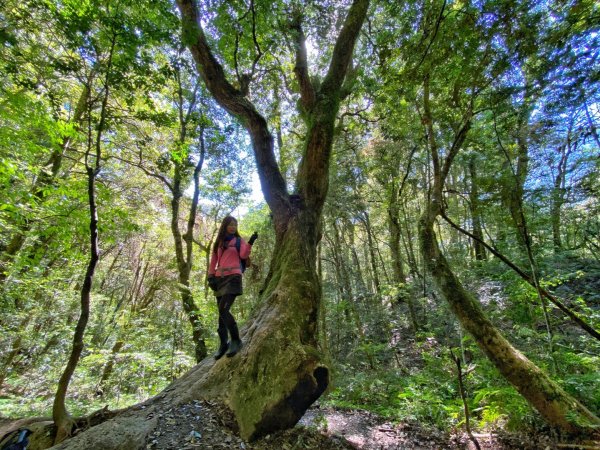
[226,221,237,235]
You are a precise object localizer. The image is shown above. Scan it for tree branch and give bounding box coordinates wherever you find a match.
[110,153,174,193]
[339,62,360,101]
[184,78,202,125]
[440,210,600,341]
[290,15,316,112]
[192,238,209,253]
[440,115,472,186]
[321,0,370,97]
[176,0,289,224]
[415,0,447,70]
[249,0,263,77]
[295,0,370,213]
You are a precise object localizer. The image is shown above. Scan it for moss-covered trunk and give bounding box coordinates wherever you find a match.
[32,212,327,449]
[419,209,600,433]
[199,211,327,439]
[146,211,328,441]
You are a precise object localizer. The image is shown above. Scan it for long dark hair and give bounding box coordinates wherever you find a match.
[213,215,240,253]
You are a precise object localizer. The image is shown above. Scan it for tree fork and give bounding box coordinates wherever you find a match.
[173,0,369,438]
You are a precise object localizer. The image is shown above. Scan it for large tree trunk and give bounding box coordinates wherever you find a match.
[210,211,327,438]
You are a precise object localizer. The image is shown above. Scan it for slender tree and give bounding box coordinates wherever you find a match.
[52,32,115,443]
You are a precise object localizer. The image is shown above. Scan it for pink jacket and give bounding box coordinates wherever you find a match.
[208,237,251,277]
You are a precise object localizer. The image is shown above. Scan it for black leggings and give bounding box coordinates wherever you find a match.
[216,294,238,336]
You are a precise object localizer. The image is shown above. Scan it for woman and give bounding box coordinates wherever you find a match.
[208,216,258,359]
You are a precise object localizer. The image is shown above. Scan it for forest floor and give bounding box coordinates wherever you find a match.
[144,400,589,450]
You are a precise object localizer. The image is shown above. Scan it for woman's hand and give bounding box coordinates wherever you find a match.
[208,276,218,291]
[248,231,258,245]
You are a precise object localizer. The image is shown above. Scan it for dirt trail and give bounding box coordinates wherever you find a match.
[144,401,568,449]
[0,403,587,449]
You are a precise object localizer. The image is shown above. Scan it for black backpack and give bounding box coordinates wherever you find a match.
[235,237,248,273]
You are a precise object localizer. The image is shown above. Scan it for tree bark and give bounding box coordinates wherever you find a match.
[388,207,407,286]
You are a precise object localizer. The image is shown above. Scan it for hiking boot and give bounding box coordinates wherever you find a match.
[214,342,229,360]
[226,339,243,357]
[226,323,243,357]
[214,327,229,360]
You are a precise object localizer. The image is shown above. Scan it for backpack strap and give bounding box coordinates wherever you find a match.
[235,237,247,273]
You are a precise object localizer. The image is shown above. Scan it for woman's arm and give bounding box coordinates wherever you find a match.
[208,249,219,276]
